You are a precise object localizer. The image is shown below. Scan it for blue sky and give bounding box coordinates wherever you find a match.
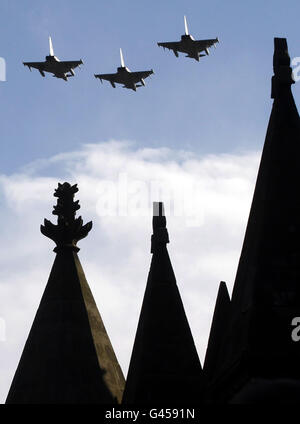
[0,0,299,173]
[0,0,300,403]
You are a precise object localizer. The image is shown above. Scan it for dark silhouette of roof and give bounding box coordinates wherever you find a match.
[122,202,203,404]
[208,38,300,402]
[6,182,125,404]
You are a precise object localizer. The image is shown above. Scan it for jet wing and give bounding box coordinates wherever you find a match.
[58,60,83,72]
[157,41,193,56]
[130,70,154,83]
[23,61,46,71]
[94,73,121,87]
[157,41,181,52]
[95,73,120,82]
[194,39,219,51]
[95,70,153,84]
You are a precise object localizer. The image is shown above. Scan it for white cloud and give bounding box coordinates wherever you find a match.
[0,141,260,403]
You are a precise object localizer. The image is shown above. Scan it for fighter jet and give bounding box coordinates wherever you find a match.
[94,49,154,91]
[23,36,83,81]
[157,16,219,62]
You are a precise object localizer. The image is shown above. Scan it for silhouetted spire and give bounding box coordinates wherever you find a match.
[6,182,125,404]
[122,202,202,404]
[211,38,300,402]
[203,282,231,386]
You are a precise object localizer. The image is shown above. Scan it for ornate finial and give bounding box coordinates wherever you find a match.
[41,182,92,252]
[271,38,295,98]
[151,202,169,253]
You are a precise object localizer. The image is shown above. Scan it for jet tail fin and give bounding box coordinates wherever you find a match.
[184,15,189,35]
[49,36,54,56]
[120,48,125,67]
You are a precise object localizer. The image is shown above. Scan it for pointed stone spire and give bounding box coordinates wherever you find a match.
[122,202,203,404]
[211,38,300,402]
[6,182,125,404]
[203,282,231,386]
